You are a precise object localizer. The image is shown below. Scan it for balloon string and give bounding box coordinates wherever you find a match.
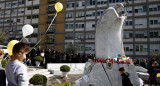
[19,37,24,42]
[28,12,58,53]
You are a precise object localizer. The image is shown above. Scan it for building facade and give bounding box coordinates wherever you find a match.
[0,0,160,60]
[55,0,160,60]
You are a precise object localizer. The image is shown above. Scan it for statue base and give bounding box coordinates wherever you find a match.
[79,62,140,86]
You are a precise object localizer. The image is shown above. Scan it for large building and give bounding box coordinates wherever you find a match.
[0,0,46,48]
[55,0,160,60]
[0,0,160,60]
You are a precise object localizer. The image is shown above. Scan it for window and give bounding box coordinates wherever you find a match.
[149,17,160,25]
[33,6,39,9]
[67,2,74,8]
[27,7,32,10]
[32,15,39,19]
[31,34,37,37]
[17,19,20,22]
[32,25,38,28]
[135,18,147,26]
[135,6,146,13]
[86,0,96,6]
[65,23,74,29]
[125,20,132,26]
[136,45,144,52]
[149,4,160,12]
[150,32,159,38]
[27,16,31,19]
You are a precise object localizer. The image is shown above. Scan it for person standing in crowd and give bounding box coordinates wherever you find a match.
[141,59,147,69]
[0,48,6,86]
[51,50,55,63]
[36,47,41,56]
[40,50,45,66]
[63,52,66,63]
[44,49,51,68]
[30,48,36,66]
[147,59,158,86]
[119,67,133,86]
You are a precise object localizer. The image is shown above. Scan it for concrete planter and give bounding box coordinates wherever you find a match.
[35,61,40,67]
[61,72,68,78]
[30,84,46,86]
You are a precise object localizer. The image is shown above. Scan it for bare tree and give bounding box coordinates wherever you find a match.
[151,50,160,63]
[0,30,8,44]
[65,42,78,54]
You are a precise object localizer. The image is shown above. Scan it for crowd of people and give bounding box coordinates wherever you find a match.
[25,48,92,68]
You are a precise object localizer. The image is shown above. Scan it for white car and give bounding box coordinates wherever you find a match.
[0,45,8,54]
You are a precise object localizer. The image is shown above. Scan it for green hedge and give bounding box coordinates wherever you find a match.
[1,59,7,68]
[60,65,70,72]
[34,56,43,62]
[29,74,47,85]
[52,82,74,86]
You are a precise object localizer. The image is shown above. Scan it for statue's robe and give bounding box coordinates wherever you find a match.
[96,7,126,59]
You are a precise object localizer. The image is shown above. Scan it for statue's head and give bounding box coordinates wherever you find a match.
[114,3,124,14]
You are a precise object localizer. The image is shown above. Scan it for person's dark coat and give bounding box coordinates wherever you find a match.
[30,49,36,66]
[141,62,147,69]
[121,72,133,86]
[0,69,6,86]
[147,66,157,85]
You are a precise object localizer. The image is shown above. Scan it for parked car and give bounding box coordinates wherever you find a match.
[0,45,8,54]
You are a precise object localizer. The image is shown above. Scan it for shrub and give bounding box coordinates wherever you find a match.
[89,83,94,86]
[34,56,43,62]
[1,59,7,68]
[60,65,70,72]
[29,74,47,85]
[52,82,74,86]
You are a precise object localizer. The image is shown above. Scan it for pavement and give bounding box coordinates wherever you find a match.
[27,66,83,86]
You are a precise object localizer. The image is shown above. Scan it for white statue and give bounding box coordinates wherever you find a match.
[96,3,127,59]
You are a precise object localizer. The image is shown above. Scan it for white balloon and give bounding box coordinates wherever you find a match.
[22,24,34,37]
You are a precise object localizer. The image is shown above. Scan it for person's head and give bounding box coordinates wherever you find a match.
[150,59,157,68]
[143,59,146,63]
[0,49,4,60]
[119,67,125,74]
[114,3,124,14]
[12,43,30,61]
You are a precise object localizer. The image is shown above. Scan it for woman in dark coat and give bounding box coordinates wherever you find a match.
[147,59,158,86]
[30,48,36,66]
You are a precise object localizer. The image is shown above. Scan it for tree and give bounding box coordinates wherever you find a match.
[65,42,78,54]
[151,50,160,64]
[0,30,8,44]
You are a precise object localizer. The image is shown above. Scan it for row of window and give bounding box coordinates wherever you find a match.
[67,0,107,8]
[27,15,39,19]
[124,44,160,52]
[27,6,39,10]
[65,23,95,29]
[5,0,25,7]
[124,32,160,39]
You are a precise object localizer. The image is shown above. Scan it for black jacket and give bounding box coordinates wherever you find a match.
[147,66,157,85]
[121,72,133,86]
[0,69,6,86]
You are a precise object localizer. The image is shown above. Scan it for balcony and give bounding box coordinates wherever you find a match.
[149,24,160,28]
[135,52,148,55]
[134,12,147,16]
[47,28,55,33]
[135,38,147,42]
[48,0,56,3]
[134,0,146,4]
[125,52,133,55]
[46,39,54,43]
[47,6,56,13]
[47,17,55,23]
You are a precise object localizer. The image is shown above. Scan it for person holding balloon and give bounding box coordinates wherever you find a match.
[5,43,30,86]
